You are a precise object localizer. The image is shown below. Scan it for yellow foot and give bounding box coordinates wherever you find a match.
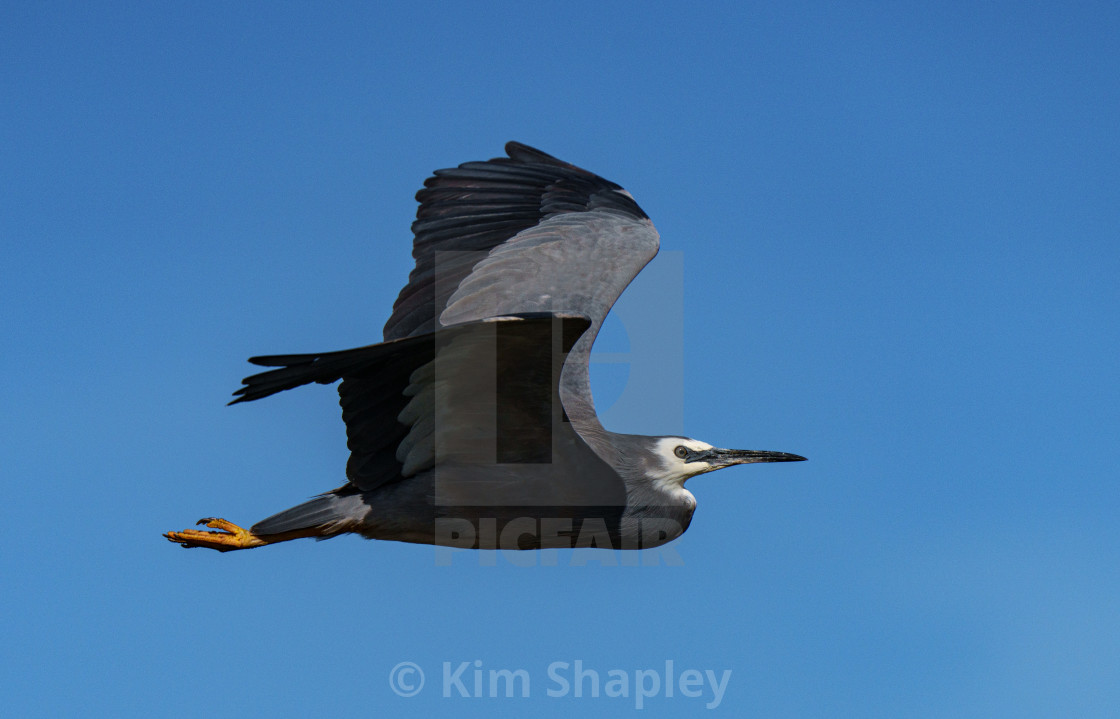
[164,517,268,552]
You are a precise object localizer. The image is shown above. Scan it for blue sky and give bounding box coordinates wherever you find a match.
[3,2,1118,716]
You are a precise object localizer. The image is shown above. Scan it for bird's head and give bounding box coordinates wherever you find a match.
[650,436,806,486]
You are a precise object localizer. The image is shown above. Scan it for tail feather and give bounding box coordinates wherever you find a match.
[251,493,363,536]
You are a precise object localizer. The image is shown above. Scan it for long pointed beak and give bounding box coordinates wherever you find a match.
[706,448,807,468]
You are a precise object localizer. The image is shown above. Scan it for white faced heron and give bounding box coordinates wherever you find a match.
[165,142,805,552]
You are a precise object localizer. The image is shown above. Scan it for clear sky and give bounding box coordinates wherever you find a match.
[3,2,1118,717]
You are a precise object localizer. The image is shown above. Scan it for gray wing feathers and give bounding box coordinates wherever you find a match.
[441,211,660,431]
[441,212,659,326]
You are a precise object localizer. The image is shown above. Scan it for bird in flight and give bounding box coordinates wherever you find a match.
[165,142,805,553]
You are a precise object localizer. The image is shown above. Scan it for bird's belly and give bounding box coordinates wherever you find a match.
[353,468,696,551]
[356,464,635,549]
[362,508,631,550]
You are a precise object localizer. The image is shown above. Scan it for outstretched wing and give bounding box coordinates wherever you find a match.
[235,145,656,499]
[384,142,655,340]
[385,142,661,437]
[233,315,623,508]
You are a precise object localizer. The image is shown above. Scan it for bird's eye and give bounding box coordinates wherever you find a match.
[674,445,689,459]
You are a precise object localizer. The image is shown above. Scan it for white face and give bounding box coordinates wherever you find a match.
[653,436,717,485]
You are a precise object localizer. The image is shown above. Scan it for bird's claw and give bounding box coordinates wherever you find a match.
[164,517,266,552]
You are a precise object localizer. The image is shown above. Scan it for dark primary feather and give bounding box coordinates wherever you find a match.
[230,334,425,405]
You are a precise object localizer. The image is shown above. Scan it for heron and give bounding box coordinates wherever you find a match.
[165,142,805,553]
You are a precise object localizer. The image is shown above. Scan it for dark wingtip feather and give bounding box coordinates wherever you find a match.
[504,141,570,167]
[247,353,321,367]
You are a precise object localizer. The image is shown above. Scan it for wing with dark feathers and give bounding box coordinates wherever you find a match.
[231,334,427,406]
[383,142,656,342]
[231,314,608,497]
[384,142,661,444]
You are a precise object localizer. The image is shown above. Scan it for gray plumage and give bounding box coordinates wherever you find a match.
[166,142,804,553]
